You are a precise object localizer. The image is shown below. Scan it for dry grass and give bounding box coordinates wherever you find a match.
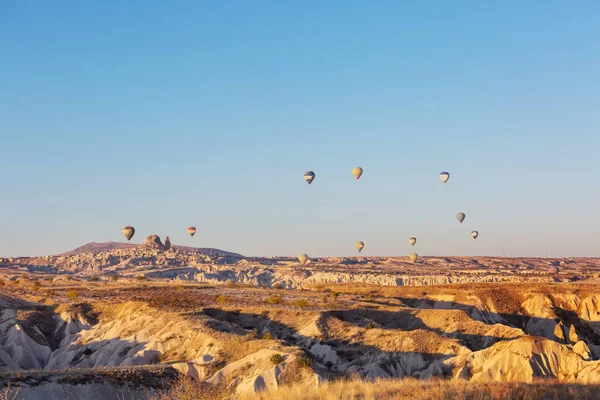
[241,378,600,400]
[0,387,20,400]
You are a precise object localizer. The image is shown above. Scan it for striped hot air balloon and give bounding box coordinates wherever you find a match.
[304,171,315,184]
[298,254,309,265]
[122,226,135,242]
[440,172,450,184]
[188,227,197,237]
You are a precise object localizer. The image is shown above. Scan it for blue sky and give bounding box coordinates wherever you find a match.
[1,1,599,257]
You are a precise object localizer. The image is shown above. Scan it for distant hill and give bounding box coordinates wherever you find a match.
[59,241,242,257]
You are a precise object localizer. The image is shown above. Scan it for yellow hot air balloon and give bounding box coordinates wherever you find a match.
[352,167,363,180]
[298,254,308,265]
[355,241,364,253]
[409,237,417,246]
[409,253,418,262]
[122,226,135,242]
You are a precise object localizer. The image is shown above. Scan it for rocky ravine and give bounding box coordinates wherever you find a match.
[2,284,600,398]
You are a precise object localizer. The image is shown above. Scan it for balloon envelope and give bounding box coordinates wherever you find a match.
[122,226,135,242]
[409,237,417,246]
[409,253,418,262]
[440,172,450,184]
[304,171,315,184]
[471,231,479,239]
[188,227,197,237]
[355,241,364,252]
[456,213,466,224]
[548,266,559,274]
[298,254,309,265]
[352,167,363,180]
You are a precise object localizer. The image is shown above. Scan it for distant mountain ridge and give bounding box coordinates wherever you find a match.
[59,241,242,257]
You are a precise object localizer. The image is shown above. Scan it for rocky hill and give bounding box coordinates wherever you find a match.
[1,237,599,287]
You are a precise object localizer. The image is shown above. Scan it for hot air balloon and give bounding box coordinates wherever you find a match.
[456,213,465,224]
[305,257,312,266]
[409,237,417,246]
[352,167,363,180]
[409,253,418,262]
[122,226,135,242]
[304,171,315,184]
[440,172,450,184]
[298,254,309,265]
[548,265,559,274]
[355,241,364,253]
[188,227,197,237]
[471,231,479,239]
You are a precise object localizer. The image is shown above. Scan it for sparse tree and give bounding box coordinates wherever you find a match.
[332,291,340,302]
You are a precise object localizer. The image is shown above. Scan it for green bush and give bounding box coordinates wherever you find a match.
[294,299,310,308]
[216,295,227,305]
[269,353,284,365]
[67,290,79,301]
[267,295,284,305]
[298,355,312,369]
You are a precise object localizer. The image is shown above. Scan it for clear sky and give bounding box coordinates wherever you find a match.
[1,1,599,258]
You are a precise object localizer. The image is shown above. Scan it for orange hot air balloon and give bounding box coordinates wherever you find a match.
[188,227,197,237]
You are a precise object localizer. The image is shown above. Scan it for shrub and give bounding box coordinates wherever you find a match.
[216,295,227,305]
[366,322,375,329]
[269,353,284,365]
[135,275,146,281]
[297,355,312,369]
[32,280,41,290]
[274,283,285,290]
[294,299,309,308]
[322,295,329,304]
[226,280,237,287]
[67,290,79,301]
[66,276,73,281]
[268,295,284,305]
[109,274,120,282]
[262,332,274,340]
[0,279,4,287]
[89,276,100,282]
[12,279,19,285]
[332,291,340,302]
